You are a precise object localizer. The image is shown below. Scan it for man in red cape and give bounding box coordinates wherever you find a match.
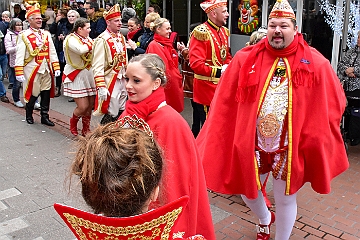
[189,0,232,136]
[197,0,349,239]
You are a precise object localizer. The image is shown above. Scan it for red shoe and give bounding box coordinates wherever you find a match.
[81,115,91,136]
[256,211,275,240]
[70,114,80,136]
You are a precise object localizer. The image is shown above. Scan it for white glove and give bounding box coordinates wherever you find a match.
[16,75,26,82]
[98,87,110,101]
[221,64,229,74]
[54,70,61,77]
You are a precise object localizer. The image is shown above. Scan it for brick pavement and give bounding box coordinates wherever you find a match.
[0,86,359,239]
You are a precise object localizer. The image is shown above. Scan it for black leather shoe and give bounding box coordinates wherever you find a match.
[26,117,34,124]
[41,118,55,126]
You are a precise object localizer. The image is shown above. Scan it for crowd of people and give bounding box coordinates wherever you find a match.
[0,0,351,239]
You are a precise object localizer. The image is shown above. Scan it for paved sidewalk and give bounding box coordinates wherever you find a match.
[0,85,359,239]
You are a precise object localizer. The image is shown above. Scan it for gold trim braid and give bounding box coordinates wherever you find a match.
[192,24,210,41]
[63,206,183,240]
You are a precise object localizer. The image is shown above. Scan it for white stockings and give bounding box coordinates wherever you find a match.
[241,176,297,240]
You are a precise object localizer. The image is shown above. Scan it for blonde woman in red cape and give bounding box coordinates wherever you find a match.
[119,54,215,240]
[63,18,96,136]
[146,18,184,113]
[196,0,348,239]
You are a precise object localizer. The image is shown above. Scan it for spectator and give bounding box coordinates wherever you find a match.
[127,12,159,56]
[49,8,72,97]
[120,7,136,37]
[147,4,161,14]
[84,1,106,39]
[72,1,87,18]
[0,11,9,102]
[12,4,26,21]
[105,2,113,11]
[126,17,144,59]
[5,18,23,107]
[44,6,55,29]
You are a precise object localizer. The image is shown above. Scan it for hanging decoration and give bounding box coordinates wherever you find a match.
[319,0,360,47]
[237,0,259,34]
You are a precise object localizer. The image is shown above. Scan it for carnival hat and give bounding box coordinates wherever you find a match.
[269,0,296,20]
[25,3,41,19]
[103,3,121,21]
[200,0,227,14]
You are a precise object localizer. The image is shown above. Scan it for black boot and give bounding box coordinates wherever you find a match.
[40,90,55,126]
[25,95,37,124]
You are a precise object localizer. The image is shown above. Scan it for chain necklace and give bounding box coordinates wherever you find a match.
[206,24,228,61]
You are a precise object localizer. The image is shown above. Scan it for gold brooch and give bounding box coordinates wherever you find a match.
[258,113,280,138]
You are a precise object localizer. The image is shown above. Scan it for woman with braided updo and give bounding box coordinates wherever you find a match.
[146,18,184,113]
[119,54,215,239]
[70,123,163,217]
[63,18,96,137]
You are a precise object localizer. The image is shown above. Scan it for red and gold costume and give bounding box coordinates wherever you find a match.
[92,4,128,118]
[15,3,59,126]
[15,27,59,102]
[146,34,184,112]
[119,88,216,240]
[189,19,232,106]
[196,33,349,198]
[54,196,206,240]
[63,33,96,97]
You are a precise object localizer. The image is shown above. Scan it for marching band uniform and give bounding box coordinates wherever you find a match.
[63,32,96,136]
[15,4,60,126]
[188,0,232,136]
[189,0,232,107]
[92,4,128,124]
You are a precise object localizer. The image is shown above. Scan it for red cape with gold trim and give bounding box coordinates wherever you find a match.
[54,196,189,239]
[196,44,349,198]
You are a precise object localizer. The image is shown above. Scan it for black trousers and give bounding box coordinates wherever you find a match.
[191,100,209,138]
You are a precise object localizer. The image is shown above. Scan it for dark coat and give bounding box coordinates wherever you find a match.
[49,18,73,53]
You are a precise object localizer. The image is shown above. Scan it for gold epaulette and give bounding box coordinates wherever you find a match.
[223,27,230,37]
[192,24,210,41]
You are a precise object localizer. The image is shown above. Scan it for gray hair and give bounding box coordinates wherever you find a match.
[9,18,22,31]
[67,10,80,18]
[2,11,10,17]
[129,54,167,86]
